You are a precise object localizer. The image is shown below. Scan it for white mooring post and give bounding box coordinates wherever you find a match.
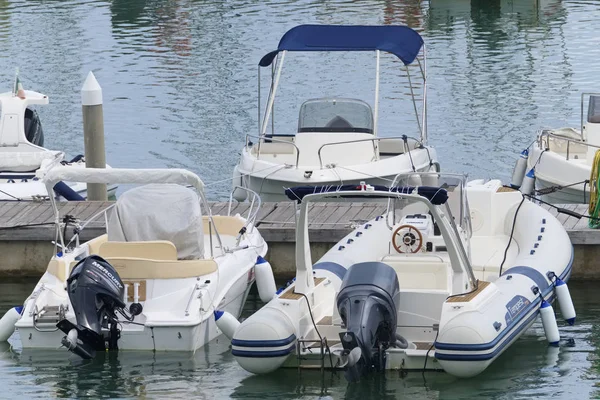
[81,71,107,201]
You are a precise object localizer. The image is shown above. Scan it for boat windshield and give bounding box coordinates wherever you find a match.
[588,95,600,123]
[390,172,472,239]
[297,98,374,134]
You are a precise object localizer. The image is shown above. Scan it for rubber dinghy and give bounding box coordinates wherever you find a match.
[229,173,575,380]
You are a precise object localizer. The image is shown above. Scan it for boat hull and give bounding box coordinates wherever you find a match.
[527,144,590,204]
[17,271,254,352]
[236,146,439,202]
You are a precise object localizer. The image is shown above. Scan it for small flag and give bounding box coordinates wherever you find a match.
[13,68,25,99]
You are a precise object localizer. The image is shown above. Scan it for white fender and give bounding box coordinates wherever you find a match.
[540,300,560,346]
[0,306,22,341]
[555,278,576,325]
[232,166,247,202]
[232,306,296,374]
[511,149,529,189]
[519,168,535,195]
[255,256,277,303]
[214,310,240,340]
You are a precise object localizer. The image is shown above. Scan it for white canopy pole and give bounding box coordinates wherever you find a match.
[422,44,428,144]
[261,51,286,136]
[373,50,381,136]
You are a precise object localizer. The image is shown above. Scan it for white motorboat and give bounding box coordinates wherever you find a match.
[230,173,575,380]
[232,25,439,202]
[511,93,600,204]
[0,166,273,358]
[0,75,116,201]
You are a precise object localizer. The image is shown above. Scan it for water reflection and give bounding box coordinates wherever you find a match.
[0,279,598,398]
[110,0,192,57]
[0,0,593,197]
[424,0,573,179]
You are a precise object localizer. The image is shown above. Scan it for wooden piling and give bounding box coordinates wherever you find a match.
[81,71,107,201]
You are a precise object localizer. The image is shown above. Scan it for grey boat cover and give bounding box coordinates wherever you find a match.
[107,184,204,259]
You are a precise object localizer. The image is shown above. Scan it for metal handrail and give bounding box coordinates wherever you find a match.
[228,186,262,232]
[538,129,598,161]
[317,135,424,168]
[246,133,301,168]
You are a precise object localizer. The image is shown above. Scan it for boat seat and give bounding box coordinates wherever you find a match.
[102,257,218,279]
[98,241,177,261]
[202,215,245,237]
[378,137,421,156]
[470,235,518,281]
[255,142,295,155]
[294,132,376,166]
[379,255,449,290]
[86,234,107,255]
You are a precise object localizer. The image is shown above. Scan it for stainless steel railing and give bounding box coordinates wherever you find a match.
[317,135,426,168]
[245,133,301,168]
[537,129,599,161]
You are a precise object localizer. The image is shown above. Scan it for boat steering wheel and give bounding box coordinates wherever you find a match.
[392,224,423,254]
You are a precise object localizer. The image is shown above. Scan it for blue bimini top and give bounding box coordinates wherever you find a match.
[259,25,424,67]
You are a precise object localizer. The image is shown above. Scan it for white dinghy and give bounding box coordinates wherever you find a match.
[232,25,439,202]
[230,173,575,380]
[0,74,115,201]
[511,93,600,204]
[2,166,272,358]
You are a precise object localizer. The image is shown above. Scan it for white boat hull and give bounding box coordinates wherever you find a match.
[527,145,590,204]
[17,275,253,351]
[0,172,118,201]
[236,146,439,202]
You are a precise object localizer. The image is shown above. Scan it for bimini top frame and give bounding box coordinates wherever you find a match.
[257,25,428,143]
[41,166,228,258]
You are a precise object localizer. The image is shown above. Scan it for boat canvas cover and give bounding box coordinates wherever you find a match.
[259,25,424,67]
[107,184,205,260]
[285,185,448,204]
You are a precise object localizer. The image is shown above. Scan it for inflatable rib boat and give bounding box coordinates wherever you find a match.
[227,173,575,380]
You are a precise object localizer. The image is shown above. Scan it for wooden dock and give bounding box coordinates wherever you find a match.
[0,201,389,242]
[0,201,599,278]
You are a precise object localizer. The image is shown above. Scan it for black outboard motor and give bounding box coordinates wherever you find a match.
[57,255,126,359]
[336,262,400,382]
[24,107,44,147]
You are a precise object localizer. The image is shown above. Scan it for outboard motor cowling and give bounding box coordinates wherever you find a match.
[57,255,126,359]
[336,262,400,381]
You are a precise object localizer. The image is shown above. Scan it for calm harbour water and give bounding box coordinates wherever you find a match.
[2,0,600,398]
[0,280,599,399]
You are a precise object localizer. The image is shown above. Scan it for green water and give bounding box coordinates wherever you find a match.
[0,280,598,399]
[2,0,600,398]
[0,0,595,199]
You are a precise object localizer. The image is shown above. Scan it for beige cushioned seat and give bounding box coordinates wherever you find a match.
[98,241,177,261]
[103,257,217,279]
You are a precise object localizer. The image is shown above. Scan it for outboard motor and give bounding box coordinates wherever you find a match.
[57,255,126,359]
[336,262,400,382]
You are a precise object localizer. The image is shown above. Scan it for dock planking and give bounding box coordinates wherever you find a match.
[0,200,599,244]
